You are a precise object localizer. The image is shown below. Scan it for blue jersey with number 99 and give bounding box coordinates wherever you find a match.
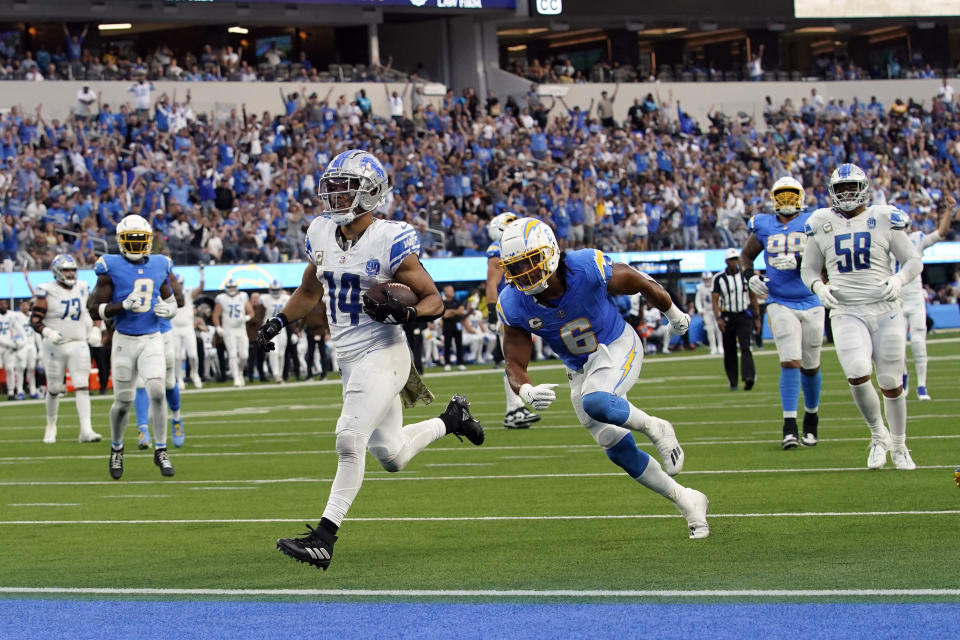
[94,254,173,335]
[749,212,822,310]
[498,249,626,370]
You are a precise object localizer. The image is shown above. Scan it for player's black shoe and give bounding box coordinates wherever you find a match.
[109,446,124,480]
[801,412,819,447]
[277,523,337,570]
[441,394,485,445]
[781,418,799,450]
[504,407,539,429]
[153,447,175,477]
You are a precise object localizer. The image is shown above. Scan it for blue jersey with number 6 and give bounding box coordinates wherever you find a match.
[749,212,821,310]
[497,249,626,370]
[94,254,173,335]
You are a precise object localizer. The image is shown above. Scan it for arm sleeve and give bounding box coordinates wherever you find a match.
[389,225,421,273]
[800,238,826,291]
[889,230,922,284]
[919,230,941,251]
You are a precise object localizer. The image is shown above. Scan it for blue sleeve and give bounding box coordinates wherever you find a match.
[593,250,613,284]
[94,256,109,275]
[389,225,421,271]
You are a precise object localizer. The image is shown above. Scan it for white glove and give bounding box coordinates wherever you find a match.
[0,335,14,349]
[812,281,839,310]
[153,299,176,318]
[87,326,102,347]
[121,290,142,311]
[748,274,769,297]
[242,314,251,322]
[880,274,904,302]
[664,305,690,335]
[214,326,224,336]
[42,327,67,345]
[768,253,798,270]
[519,382,558,411]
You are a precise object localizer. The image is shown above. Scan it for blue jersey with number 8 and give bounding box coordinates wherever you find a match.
[749,212,821,310]
[498,249,626,370]
[94,254,173,335]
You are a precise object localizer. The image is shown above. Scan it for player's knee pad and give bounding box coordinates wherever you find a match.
[588,423,631,450]
[46,381,65,396]
[335,427,368,464]
[144,378,165,401]
[581,391,630,426]
[115,387,136,403]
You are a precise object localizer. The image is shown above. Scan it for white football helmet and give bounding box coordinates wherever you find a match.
[269,279,282,294]
[225,278,239,296]
[499,218,560,295]
[116,214,153,261]
[488,212,518,242]
[51,254,78,286]
[770,176,806,216]
[828,163,870,212]
[701,271,713,282]
[318,149,389,225]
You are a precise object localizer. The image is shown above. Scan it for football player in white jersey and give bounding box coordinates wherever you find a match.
[0,298,27,400]
[213,278,253,387]
[262,279,290,382]
[486,211,540,428]
[894,200,954,401]
[172,270,204,390]
[12,300,38,399]
[695,272,722,355]
[801,164,922,470]
[260,149,485,570]
[28,254,103,443]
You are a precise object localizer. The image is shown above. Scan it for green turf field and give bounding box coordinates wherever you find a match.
[2,336,959,601]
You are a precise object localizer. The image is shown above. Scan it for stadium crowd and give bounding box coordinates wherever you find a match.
[1,71,960,294]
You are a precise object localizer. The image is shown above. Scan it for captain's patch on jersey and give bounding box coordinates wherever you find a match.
[314,251,324,265]
[528,317,543,330]
[823,222,833,233]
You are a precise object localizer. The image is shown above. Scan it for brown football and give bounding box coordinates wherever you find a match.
[364,282,419,307]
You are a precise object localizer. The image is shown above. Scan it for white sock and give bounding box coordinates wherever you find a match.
[45,393,60,428]
[368,418,447,472]
[849,382,887,440]
[171,408,181,420]
[623,404,652,433]
[884,392,908,448]
[911,335,928,388]
[635,457,681,501]
[504,374,524,412]
[75,390,92,433]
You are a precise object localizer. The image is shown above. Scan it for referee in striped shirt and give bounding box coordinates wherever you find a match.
[712,248,759,390]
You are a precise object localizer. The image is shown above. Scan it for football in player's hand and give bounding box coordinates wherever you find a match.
[364,282,419,307]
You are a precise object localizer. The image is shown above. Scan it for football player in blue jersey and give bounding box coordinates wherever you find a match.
[497,218,710,539]
[740,176,825,450]
[485,211,540,429]
[89,214,179,479]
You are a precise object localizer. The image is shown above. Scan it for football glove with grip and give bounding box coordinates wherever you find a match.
[362,290,417,325]
[487,302,498,332]
[812,281,838,309]
[748,275,769,297]
[664,305,690,335]
[41,327,67,345]
[121,290,141,311]
[153,299,176,319]
[520,383,558,410]
[768,253,799,270]
[880,274,904,302]
[87,326,102,347]
[258,314,287,352]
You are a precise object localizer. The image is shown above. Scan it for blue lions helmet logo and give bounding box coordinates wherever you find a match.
[365,258,381,276]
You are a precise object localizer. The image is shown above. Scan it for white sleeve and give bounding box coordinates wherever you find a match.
[890,230,922,284]
[800,237,825,291]
[918,231,941,251]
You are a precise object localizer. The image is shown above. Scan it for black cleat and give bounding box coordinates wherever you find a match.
[441,394,485,445]
[153,447,175,477]
[277,523,337,570]
[109,447,124,480]
[744,378,755,391]
[504,407,539,429]
[802,412,819,447]
[781,417,799,450]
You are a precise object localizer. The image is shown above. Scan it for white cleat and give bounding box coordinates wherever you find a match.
[676,487,710,539]
[192,375,203,389]
[867,437,890,470]
[647,417,684,476]
[916,386,931,401]
[78,430,103,443]
[42,426,57,444]
[890,446,916,470]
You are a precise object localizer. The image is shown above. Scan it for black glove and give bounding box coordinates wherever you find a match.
[362,290,417,325]
[258,313,287,351]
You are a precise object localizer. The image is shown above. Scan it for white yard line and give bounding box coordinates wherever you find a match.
[1,509,958,526]
[0,586,958,598]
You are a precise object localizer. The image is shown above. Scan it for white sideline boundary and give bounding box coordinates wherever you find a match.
[0,586,958,598]
[1,509,958,526]
[0,464,956,487]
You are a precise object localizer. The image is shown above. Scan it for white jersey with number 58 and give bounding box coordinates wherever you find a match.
[804,204,912,314]
[304,216,420,359]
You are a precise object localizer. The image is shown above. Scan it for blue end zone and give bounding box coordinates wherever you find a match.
[2,601,958,639]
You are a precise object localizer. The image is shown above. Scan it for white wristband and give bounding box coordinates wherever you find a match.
[98,303,108,320]
[664,305,684,323]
